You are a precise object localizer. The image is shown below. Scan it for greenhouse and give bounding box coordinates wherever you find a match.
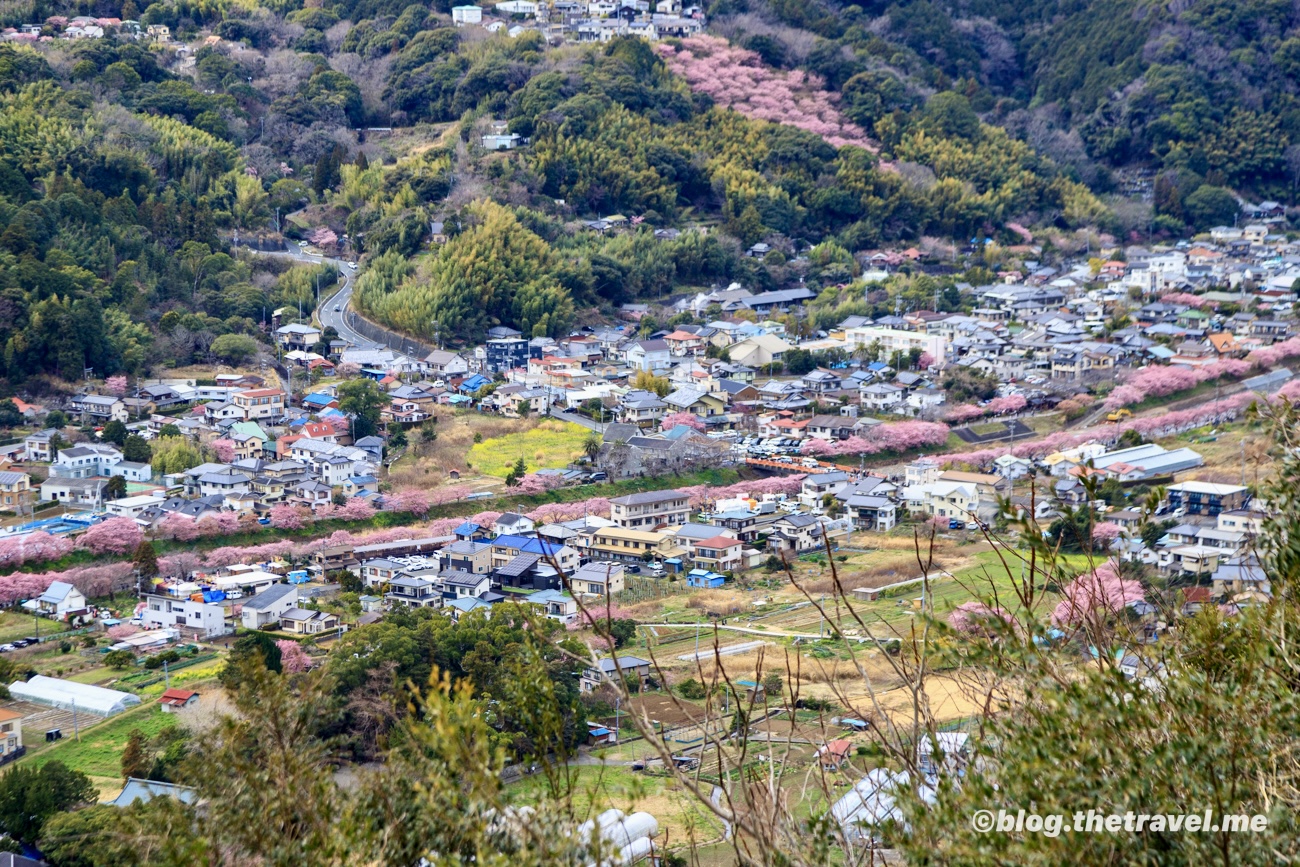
[10,675,142,716]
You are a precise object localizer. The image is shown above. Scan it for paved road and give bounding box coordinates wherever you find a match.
[549,407,606,433]
[242,242,381,350]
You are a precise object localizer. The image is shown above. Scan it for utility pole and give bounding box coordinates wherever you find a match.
[71,699,79,741]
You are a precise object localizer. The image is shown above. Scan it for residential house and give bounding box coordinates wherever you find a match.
[441,540,493,574]
[281,608,340,635]
[71,394,126,423]
[0,709,22,762]
[23,430,58,463]
[0,472,33,513]
[232,389,286,421]
[159,689,200,713]
[33,581,86,619]
[275,323,322,350]
[609,490,691,529]
[729,334,791,368]
[385,575,442,608]
[576,526,671,564]
[625,339,672,372]
[571,561,626,596]
[423,350,470,377]
[140,592,229,638]
[51,443,122,479]
[618,391,667,428]
[692,535,742,571]
[39,477,107,507]
[581,656,651,692]
[239,584,299,629]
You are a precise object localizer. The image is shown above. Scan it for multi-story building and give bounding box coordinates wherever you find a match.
[0,471,34,514]
[140,592,230,638]
[1166,482,1249,517]
[609,490,691,529]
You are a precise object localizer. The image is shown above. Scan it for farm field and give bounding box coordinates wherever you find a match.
[467,419,593,478]
[29,702,177,795]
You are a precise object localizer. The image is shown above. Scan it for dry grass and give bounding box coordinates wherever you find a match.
[386,412,537,490]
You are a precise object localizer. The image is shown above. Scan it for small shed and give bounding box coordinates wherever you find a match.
[158,688,199,713]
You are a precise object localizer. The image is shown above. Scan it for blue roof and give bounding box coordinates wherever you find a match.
[455,521,482,535]
[460,374,491,392]
[303,393,334,406]
[493,534,566,557]
[588,727,612,736]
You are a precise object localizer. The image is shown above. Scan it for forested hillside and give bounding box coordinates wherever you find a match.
[0,0,1292,358]
[712,0,1300,227]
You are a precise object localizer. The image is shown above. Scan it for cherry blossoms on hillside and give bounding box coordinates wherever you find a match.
[655,36,875,150]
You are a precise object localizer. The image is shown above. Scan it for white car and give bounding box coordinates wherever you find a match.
[0,644,13,653]
[348,261,358,269]
[433,379,446,388]
[297,240,308,247]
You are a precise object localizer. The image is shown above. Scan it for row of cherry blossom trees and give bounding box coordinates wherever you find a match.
[945,395,1028,423]
[942,390,1263,469]
[654,36,875,149]
[799,421,950,458]
[1102,359,1253,410]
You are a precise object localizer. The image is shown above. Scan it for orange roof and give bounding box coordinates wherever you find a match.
[0,708,22,722]
[664,330,702,341]
[238,388,284,398]
[1208,332,1238,352]
[159,688,197,706]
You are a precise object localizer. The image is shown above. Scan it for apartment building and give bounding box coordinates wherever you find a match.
[232,389,286,421]
[609,489,691,529]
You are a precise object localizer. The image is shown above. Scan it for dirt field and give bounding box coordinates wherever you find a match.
[623,694,707,728]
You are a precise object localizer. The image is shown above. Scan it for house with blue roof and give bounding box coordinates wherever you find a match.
[302,392,338,411]
[454,521,487,541]
[446,596,492,622]
[687,569,726,588]
[489,534,580,573]
[459,373,491,394]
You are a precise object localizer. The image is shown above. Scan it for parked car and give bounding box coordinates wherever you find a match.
[625,564,641,574]
[0,644,14,653]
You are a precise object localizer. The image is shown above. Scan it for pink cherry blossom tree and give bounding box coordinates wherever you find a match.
[1091,522,1122,547]
[387,489,430,515]
[76,518,143,556]
[336,498,376,521]
[986,395,1027,415]
[276,639,313,672]
[947,601,1014,636]
[945,404,985,423]
[1051,562,1146,628]
[269,504,308,530]
[0,531,74,569]
[661,412,706,432]
[107,623,139,640]
[209,439,236,463]
[105,375,129,396]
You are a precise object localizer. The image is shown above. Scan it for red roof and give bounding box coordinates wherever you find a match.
[159,688,197,706]
[1184,587,1212,604]
[696,535,741,550]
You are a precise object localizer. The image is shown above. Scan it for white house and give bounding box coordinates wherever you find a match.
[32,582,87,619]
[140,593,229,638]
[451,4,483,24]
[625,339,671,372]
[51,444,122,479]
[239,584,299,630]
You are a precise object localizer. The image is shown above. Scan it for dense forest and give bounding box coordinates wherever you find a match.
[0,0,1293,358]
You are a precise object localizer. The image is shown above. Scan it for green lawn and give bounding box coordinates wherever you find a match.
[28,702,176,779]
[467,420,593,477]
[843,547,1099,627]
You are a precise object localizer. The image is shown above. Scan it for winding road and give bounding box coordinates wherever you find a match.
[243,241,381,350]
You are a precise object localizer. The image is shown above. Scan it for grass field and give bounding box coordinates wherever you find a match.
[28,701,177,793]
[506,763,724,845]
[467,419,593,478]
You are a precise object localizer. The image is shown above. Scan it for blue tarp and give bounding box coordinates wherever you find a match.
[287,571,311,584]
[201,591,226,603]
